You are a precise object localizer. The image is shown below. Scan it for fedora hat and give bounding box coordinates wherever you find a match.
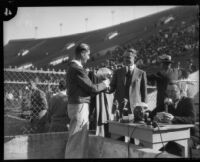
[159,54,173,63]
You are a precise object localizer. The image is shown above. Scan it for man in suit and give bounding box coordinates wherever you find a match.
[153,83,198,156]
[153,83,195,124]
[148,54,181,118]
[27,80,48,133]
[109,48,147,116]
[65,43,110,158]
[48,79,70,132]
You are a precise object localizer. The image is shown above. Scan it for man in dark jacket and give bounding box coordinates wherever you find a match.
[48,79,70,132]
[27,80,48,133]
[148,54,181,116]
[153,83,198,156]
[65,43,110,158]
[153,83,195,124]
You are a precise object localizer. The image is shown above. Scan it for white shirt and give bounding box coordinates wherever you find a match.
[128,64,135,72]
[71,60,83,68]
[60,90,67,96]
[174,98,180,109]
[7,93,14,100]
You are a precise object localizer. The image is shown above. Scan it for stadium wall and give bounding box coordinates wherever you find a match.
[4,132,179,159]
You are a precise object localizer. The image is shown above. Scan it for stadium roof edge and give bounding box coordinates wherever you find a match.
[8,38,36,43]
[6,6,194,44]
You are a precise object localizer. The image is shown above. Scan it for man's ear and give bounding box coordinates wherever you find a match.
[80,51,85,58]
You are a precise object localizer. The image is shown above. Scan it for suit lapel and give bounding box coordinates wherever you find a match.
[129,67,139,109]
[131,67,139,83]
[122,67,127,86]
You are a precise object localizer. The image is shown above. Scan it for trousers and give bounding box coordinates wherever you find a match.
[65,103,89,158]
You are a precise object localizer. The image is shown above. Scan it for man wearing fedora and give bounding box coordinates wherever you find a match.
[148,54,181,119]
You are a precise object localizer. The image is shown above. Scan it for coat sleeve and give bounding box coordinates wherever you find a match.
[108,70,117,94]
[47,96,54,123]
[40,91,48,110]
[75,68,107,94]
[172,98,195,124]
[140,71,147,103]
[147,73,161,85]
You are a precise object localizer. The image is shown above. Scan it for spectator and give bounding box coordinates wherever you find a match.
[46,84,54,107]
[148,54,181,118]
[189,60,197,73]
[177,69,194,97]
[48,79,70,132]
[21,89,30,112]
[27,80,48,133]
[5,91,14,106]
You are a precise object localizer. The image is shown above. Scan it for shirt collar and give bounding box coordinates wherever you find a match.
[128,64,135,71]
[71,60,83,68]
[60,90,67,95]
[174,97,181,109]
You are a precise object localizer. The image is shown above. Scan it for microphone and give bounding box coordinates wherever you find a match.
[121,98,129,123]
[123,98,128,106]
[126,66,128,73]
[164,97,173,113]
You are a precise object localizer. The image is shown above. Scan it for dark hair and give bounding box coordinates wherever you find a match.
[181,69,189,79]
[162,62,172,66]
[125,48,137,57]
[27,80,36,86]
[59,79,66,91]
[127,48,137,54]
[75,43,90,58]
[168,82,181,91]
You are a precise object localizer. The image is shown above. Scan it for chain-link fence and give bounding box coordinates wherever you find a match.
[4,68,66,107]
[4,68,66,134]
[4,68,199,135]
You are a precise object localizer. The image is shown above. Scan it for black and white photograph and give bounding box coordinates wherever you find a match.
[3,1,200,159]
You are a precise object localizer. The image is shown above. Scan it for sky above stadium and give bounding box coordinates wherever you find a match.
[3,6,176,45]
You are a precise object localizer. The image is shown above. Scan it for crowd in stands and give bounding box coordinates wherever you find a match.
[106,20,198,72]
[4,13,199,118]
[4,17,199,113]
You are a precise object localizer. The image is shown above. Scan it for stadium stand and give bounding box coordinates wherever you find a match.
[4,6,199,72]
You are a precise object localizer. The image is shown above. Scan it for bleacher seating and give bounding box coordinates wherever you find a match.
[4,6,198,72]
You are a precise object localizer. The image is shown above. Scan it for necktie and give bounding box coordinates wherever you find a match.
[124,67,132,111]
[126,67,132,83]
[125,67,132,95]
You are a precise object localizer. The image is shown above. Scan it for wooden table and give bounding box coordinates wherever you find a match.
[108,121,194,157]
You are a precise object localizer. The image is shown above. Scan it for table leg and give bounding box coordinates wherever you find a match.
[141,139,189,158]
[175,139,189,158]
